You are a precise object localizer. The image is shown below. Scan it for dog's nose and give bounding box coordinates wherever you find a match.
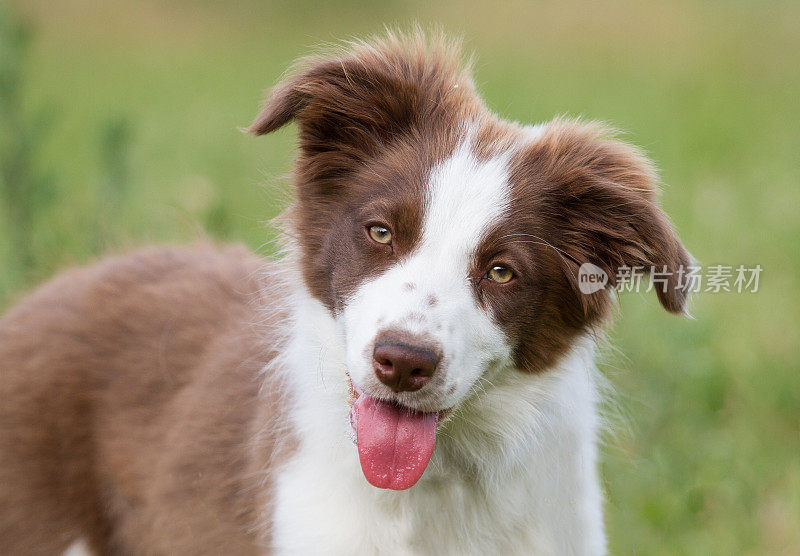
[373,334,441,393]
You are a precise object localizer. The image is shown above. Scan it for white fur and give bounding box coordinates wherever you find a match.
[268,133,606,554]
[62,539,91,556]
[523,123,546,141]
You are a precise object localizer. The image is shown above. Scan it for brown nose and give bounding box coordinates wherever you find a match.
[373,335,441,393]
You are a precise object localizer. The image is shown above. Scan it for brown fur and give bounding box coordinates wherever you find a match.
[0,245,293,554]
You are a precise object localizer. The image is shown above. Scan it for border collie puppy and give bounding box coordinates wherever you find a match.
[0,33,690,555]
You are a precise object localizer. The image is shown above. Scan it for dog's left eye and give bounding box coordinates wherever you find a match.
[368,225,392,245]
[486,265,514,284]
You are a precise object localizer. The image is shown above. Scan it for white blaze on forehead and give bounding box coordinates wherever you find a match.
[421,135,512,261]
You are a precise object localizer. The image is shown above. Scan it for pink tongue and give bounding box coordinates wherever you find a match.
[353,395,438,490]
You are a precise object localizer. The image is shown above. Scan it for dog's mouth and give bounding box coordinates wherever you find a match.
[347,375,450,491]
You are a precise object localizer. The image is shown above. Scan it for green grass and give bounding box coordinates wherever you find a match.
[2,1,799,553]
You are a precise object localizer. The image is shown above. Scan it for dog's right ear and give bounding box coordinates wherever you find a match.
[247,80,298,135]
[248,52,418,190]
[247,58,341,137]
[247,34,478,165]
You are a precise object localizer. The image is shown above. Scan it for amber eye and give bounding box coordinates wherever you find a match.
[486,265,514,284]
[368,225,392,245]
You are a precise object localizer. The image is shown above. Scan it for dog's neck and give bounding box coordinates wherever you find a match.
[265,275,607,553]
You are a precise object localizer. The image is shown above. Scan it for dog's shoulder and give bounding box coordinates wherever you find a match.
[0,244,292,553]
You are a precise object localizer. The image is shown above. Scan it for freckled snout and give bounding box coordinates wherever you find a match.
[373,333,441,393]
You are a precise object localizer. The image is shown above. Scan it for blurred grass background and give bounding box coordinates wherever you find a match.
[1,0,798,553]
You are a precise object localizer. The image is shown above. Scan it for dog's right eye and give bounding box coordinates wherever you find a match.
[368,225,392,245]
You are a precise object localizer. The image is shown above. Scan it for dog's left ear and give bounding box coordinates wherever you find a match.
[521,120,692,315]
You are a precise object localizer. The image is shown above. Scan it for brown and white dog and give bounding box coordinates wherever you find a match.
[0,33,690,555]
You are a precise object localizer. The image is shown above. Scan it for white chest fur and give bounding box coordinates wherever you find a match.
[267,294,606,555]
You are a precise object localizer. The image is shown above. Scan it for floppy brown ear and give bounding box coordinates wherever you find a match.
[248,71,309,136]
[527,119,692,315]
[247,34,478,163]
[248,57,350,137]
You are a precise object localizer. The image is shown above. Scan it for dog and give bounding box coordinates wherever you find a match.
[0,33,690,555]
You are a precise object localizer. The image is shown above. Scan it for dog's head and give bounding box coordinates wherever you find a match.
[250,33,690,489]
